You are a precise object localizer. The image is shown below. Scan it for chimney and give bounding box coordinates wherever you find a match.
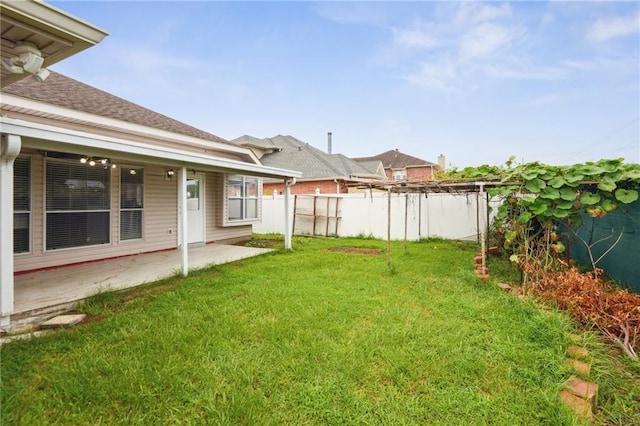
[438,154,446,171]
[327,132,332,154]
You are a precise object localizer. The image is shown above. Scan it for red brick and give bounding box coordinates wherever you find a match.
[564,377,598,413]
[560,389,594,420]
[564,359,591,377]
[567,345,589,360]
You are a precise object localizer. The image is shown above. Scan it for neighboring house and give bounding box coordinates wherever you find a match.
[353,149,445,181]
[0,2,300,328]
[233,135,386,195]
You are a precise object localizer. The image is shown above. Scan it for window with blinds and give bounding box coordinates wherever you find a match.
[14,155,31,253]
[120,167,144,240]
[227,175,259,222]
[46,158,111,250]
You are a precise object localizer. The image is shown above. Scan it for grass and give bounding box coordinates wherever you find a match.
[2,236,638,425]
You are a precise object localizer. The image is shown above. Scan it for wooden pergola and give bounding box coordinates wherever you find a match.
[349,178,514,267]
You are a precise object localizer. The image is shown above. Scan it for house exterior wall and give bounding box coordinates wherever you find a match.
[206,171,253,243]
[406,166,436,181]
[14,152,254,273]
[264,179,346,195]
[385,166,436,181]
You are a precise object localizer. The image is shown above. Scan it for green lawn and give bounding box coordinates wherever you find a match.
[2,237,638,425]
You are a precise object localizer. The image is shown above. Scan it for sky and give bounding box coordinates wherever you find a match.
[49,1,639,169]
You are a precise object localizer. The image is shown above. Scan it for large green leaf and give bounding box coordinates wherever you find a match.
[560,187,577,201]
[579,164,605,176]
[551,209,570,218]
[524,178,546,193]
[601,198,618,212]
[564,173,584,184]
[517,211,532,224]
[496,205,510,220]
[597,180,617,192]
[555,199,574,210]
[615,188,639,204]
[620,169,640,182]
[580,192,601,205]
[529,199,548,215]
[539,187,560,200]
[547,176,567,188]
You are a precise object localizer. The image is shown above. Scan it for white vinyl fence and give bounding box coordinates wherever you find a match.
[255,192,500,241]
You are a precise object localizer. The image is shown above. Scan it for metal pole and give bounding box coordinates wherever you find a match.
[179,166,188,277]
[387,188,392,267]
[404,193,408,255]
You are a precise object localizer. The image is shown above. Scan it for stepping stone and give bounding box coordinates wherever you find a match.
[565,377,598,409]
[497,282,512,292]
[560,389,594,420]
[40,314,86,329]
[564,358,591,377]
[569,333,582,343]
[568,345,589,360]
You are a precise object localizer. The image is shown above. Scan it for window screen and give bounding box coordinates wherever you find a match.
[14,155,30,253]
[46,159,111,250]
[227,175,259,221]
[120,168,144,240]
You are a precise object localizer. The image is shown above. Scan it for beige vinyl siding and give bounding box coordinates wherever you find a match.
[15,153,179,273]
[206,172,252,243]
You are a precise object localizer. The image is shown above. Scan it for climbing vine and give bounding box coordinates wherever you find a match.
[441,158,640,273]
[442,158,640,358]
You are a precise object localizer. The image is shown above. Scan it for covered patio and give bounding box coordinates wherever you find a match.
[10,243,272,330]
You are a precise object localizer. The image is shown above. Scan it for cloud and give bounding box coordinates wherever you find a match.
[459,23,515,59]
[541,13,554,26]
[585,13,640,42]
[527,93,565,107]
[454,2,512,27]
[404,61,459,92]
[483,63,566,80]
[393,27,439,49]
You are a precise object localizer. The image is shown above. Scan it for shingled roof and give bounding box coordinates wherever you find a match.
[353,149,435,169]
[233,135,383,180]
[1,71,229,144]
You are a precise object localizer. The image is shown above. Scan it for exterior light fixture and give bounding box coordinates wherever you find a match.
[89,159,96,166]
[1,42,50,82]
[166,169,175,180]
[80,157,88,164]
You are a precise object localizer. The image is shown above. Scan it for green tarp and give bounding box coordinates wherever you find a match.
[567,199,640,293]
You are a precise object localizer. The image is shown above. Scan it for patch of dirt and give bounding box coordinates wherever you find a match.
[328,247,381,256]
[234,239,283,249]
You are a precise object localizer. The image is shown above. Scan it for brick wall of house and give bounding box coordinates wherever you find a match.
[264,179,348,195]
[406,166,436,181]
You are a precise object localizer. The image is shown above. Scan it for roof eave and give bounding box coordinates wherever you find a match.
[1,116,302,179]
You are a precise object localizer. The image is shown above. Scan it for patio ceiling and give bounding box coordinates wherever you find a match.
[1,0,108,87]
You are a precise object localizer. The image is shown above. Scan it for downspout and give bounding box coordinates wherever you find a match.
[0,134,21,327]
[284,177,297,250]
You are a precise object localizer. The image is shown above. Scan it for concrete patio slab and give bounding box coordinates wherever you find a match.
[40,314,86,329]
[11,244,271,328]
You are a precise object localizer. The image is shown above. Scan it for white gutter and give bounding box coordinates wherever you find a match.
[0,117,302,179]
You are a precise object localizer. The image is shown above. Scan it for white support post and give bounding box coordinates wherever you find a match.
[179,166,189,277]
[0,134,21,327]
[283,178,295,250]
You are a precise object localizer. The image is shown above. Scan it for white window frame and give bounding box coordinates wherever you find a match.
[223,175,262,226]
